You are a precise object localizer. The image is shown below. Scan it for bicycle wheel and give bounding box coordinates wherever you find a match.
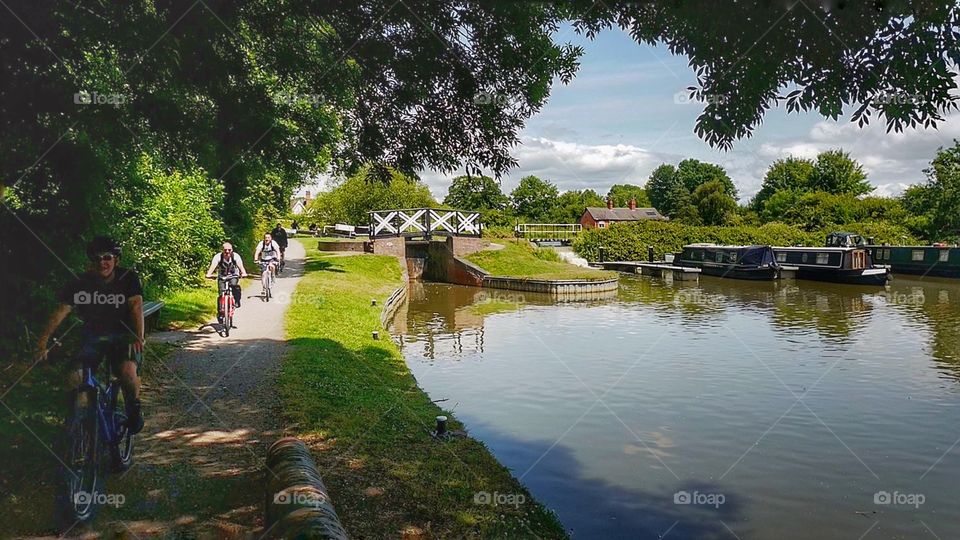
[56,388,103,528]
[223,298,232,336]
[109,385,135,472]
[262,269,271,301]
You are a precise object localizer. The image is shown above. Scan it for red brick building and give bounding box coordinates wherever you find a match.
[579,198,667,229]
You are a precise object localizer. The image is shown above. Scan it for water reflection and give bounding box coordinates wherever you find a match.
[392,275,960,538]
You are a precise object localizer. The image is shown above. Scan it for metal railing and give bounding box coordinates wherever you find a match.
[369,208,482,239]
[515,223,582,240]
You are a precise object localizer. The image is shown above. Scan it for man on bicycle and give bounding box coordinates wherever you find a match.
[205,242,248,307]
[254,233,282,280]
[35,236,146,434]
[270,223,288,273]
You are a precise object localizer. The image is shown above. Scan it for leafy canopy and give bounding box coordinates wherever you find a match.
[510,175,559,221]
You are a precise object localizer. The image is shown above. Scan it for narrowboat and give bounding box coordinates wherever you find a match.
[772,234,890,285]
[867,244,960,278]
[675,244,780,280]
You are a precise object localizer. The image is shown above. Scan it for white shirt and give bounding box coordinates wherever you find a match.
[256,240,281,260]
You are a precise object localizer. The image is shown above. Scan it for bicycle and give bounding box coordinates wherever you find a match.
[206,274,241,337]
[53,337,139,527]
[258,260,277,302]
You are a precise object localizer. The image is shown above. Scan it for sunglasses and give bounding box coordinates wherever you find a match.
[91,253,117,262]
[223,249,233,253]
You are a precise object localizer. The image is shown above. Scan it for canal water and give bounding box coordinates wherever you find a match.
[388,275,960,539]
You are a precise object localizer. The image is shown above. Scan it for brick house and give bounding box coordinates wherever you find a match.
[579,198,667,229]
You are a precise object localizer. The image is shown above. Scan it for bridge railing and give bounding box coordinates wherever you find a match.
[515,223,582,240]
[369,208,482,239]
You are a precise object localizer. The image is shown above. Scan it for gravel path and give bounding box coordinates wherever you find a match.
[101,240,307,537]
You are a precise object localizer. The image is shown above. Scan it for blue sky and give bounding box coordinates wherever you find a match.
[309,25,960,203]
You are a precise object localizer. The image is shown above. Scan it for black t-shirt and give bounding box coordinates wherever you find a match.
[58,269,144,336]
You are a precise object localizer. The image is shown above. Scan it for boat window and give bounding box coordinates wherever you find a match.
[816,253,829,265]
[776,252,787,262]
[801,253,808,263]
[940,250,949,262]
[912,250,925,261]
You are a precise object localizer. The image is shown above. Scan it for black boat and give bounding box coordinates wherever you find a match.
[773,234,890,285]
[675,244,780,280]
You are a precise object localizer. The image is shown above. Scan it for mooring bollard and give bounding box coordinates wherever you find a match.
[648,245,655,262]
[599,246,606,263]
[265,437,348,539]
[435,415,448,437]
[372,330,379,340]
[371,298,377,306]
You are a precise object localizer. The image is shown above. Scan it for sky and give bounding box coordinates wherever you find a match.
[305,25,960,204]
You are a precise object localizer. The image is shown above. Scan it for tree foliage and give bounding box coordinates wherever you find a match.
[510,175,559,221]
[307,166,437,226]
[691,180,737,225]
[809,150,873,196]
[443,175,509,211]
[547,189,605,223]
[752,157,815,210]
[606,184,651,207]
[907,141,960,241]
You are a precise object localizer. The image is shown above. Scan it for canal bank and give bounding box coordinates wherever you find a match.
[279,245,568,538]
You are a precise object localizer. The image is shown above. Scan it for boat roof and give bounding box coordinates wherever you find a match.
[774,246,859,251]
[684,244,771,250]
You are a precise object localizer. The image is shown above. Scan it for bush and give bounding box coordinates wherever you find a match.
[572,220,821,261]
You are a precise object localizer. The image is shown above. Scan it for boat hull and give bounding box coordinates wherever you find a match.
[794,267,890,286]
[679,261,779,281]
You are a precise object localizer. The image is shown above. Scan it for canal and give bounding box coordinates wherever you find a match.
[389,275,960,539]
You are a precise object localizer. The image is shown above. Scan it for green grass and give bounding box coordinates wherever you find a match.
[157,280,219,329]
[467,240,616,281]
[280,247,568,539]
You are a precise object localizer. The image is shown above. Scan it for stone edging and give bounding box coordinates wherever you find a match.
[482,275,619,295]
[380,284,407,328]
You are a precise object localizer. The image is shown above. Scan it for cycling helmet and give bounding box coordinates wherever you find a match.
[86,236,122,260]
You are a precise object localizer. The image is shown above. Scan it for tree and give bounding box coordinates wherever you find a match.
[809,150,873,196]
[753,157,815,210]
[547,189,605,223]
[309,165,437,226]
[606,184,651,207]
[909,141,960,241]
[692,180,737,225]
[510,176,559,221]
[443,175,509,211]
[676,159,737,199]
[646,164,683,217]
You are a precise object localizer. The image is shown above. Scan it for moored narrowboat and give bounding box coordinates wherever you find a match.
[772,242,890,285]
[867,244,960,278]
[675,244,780,280]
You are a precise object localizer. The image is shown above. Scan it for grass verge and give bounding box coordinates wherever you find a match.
[157,280,219,330]
[280,247,568,538]
[467,240,616,281]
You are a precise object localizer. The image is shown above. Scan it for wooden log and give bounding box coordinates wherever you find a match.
[265,437,348,540]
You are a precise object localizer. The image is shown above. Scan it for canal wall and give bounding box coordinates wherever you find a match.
[317,239,369,252]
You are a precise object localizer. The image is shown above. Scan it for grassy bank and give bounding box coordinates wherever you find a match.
[466,240,615,281]
[157,280,219,329]
[280,247,568,538]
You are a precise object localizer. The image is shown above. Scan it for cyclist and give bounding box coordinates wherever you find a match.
[270,223,288,273]
[35,236,145,434]
[205,242,249,308]
[254,233,282,281]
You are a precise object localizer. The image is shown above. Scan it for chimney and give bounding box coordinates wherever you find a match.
[606,198,614,210]
[305,190,311,200]
[628,198,637,210]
